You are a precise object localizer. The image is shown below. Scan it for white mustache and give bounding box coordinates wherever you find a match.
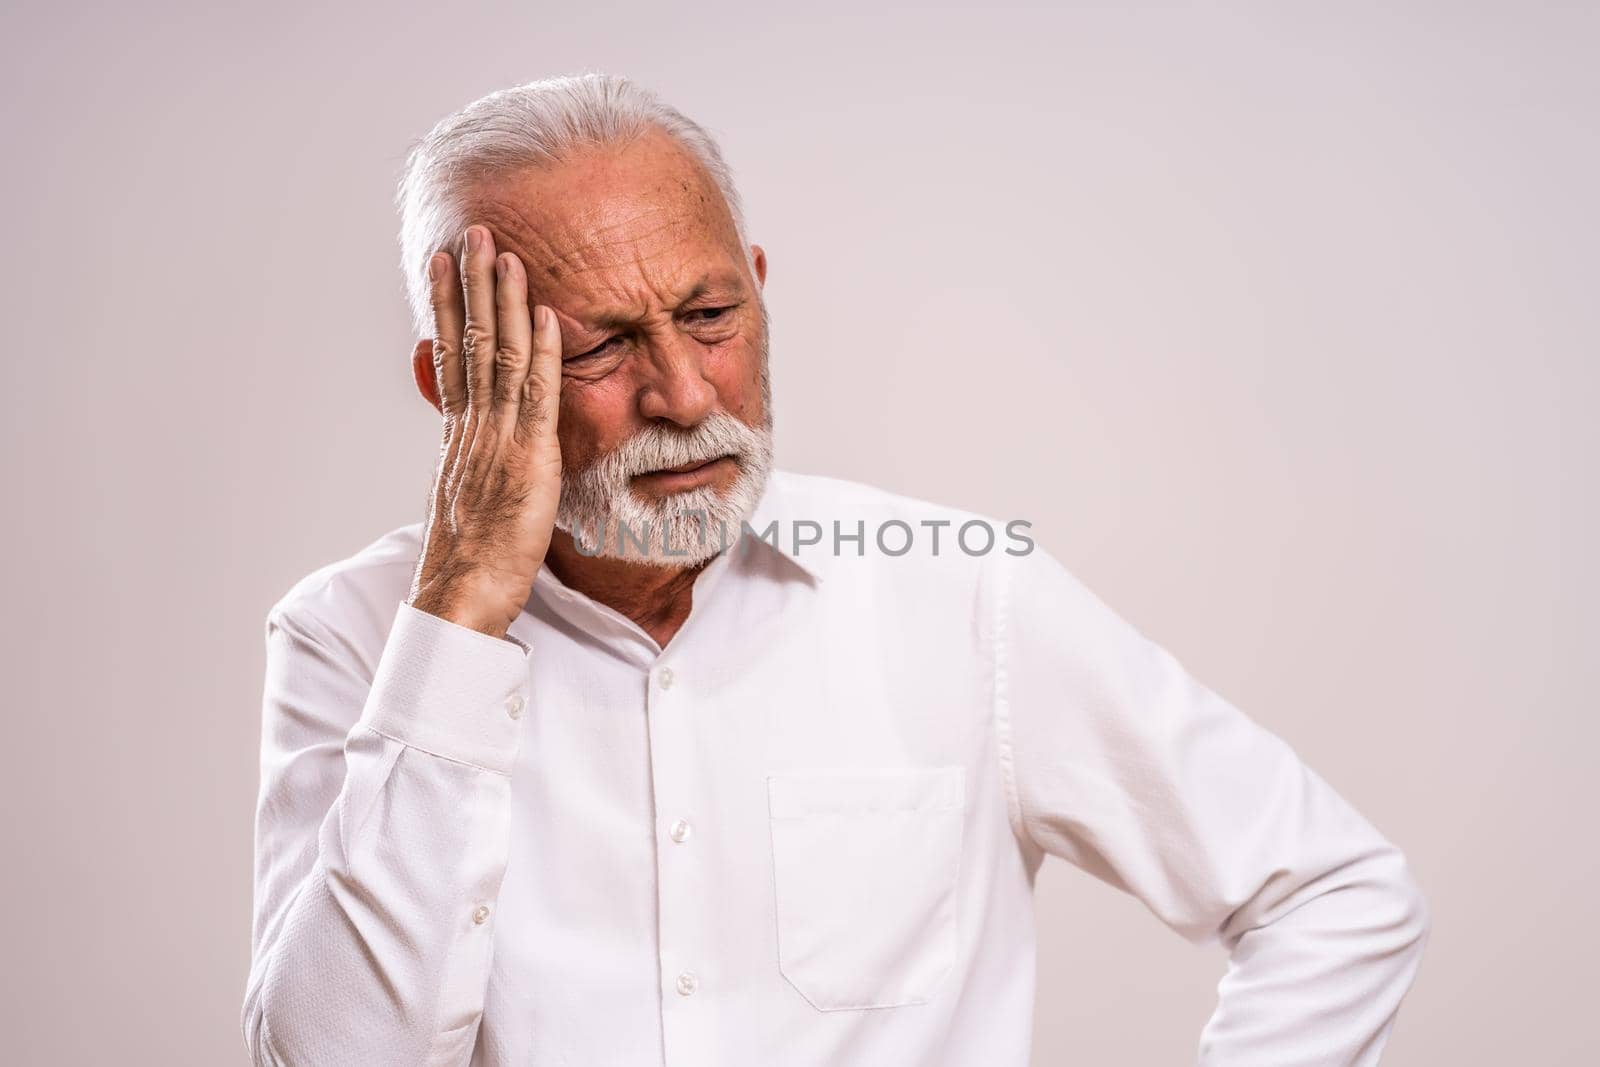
[606,411,763,478]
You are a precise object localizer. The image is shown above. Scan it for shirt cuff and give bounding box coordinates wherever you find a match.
[357,601,532,774]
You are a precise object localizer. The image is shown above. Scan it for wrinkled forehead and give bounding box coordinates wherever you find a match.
[462,132,743,296]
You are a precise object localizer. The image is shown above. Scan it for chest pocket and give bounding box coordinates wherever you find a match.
[766,766,965,1011]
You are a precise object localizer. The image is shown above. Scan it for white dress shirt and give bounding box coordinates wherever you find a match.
[242,468,1428,1066]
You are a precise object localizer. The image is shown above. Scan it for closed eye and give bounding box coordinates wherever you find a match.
[685,306,735,322]
[568,337,619,362]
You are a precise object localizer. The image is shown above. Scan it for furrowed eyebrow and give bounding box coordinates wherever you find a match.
[674,274,747,308]
[580,273,748,334]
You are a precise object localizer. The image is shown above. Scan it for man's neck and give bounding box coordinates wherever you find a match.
[543,530,710,649]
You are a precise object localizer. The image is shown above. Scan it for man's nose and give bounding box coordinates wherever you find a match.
[636,336,717,427]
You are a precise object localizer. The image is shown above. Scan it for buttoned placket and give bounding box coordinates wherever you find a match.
[649,649,703,1061]
[646,552,739,1065]
[526,549,740,1065]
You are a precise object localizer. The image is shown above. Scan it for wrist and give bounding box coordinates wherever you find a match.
[409,570,520,640]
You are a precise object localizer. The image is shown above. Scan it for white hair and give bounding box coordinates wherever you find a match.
[395,72,752,339]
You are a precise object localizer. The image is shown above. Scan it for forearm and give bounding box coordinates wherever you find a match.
[1202,837,1430,1064]
[244,603,531,1066]
[242,733,514,1066]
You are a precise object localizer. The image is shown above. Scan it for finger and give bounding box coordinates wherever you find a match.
[517,304,563,446]
[491,251,533,423]
[428,251,466,417]
[459,224,498,412]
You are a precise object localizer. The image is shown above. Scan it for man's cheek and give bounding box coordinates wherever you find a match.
[556,395,623,469]
[703,341,760,394]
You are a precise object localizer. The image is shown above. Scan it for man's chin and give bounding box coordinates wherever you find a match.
[558,499,747,564]
[557,447,770,564]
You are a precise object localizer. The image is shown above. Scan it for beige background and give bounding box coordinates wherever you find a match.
[3,1,1595,1063]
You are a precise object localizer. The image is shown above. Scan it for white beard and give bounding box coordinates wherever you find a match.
[553,409,773,566]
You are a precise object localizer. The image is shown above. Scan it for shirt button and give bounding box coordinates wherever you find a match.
[505,693,525,720]
[669,818,692,843]
[675,971,699,996]
[472,905,491,925]
[658,666,675,690]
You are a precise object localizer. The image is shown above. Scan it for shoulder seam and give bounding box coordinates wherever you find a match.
[986,551,1031,850]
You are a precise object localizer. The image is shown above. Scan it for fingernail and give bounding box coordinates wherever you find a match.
[533,305,548,331]
[428,254,445,283]
[495,255,506,281]
[465,226,482,254]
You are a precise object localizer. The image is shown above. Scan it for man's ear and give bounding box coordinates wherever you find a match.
[751,243,767,289]
[412,339,443,414]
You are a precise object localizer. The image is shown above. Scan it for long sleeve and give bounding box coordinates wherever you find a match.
[242,600,532,1067]
[988,547,1429,1065]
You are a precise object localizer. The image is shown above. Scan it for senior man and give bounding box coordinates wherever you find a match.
[242,75,1429,1066]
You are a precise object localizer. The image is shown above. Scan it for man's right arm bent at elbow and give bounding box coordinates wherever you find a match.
[244,226,567,1065]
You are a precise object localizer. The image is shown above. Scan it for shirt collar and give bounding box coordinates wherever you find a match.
[522,468,823,612]
[737,468,828,584]
[511,469,822,655]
